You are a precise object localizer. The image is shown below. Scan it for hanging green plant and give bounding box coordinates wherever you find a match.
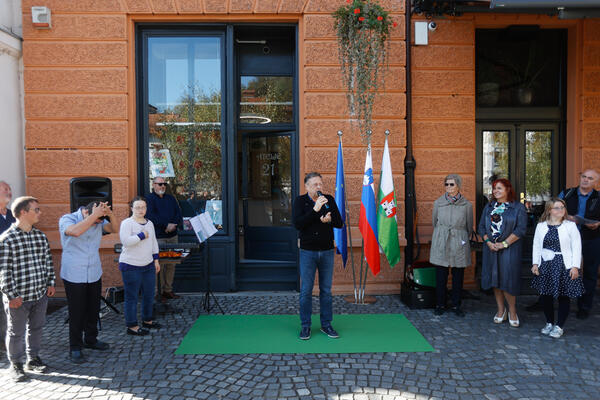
[333,0,396,141]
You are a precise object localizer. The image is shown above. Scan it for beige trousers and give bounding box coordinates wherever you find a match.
[158,236,178,293]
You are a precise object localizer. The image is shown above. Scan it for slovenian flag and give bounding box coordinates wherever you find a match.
[377,135,401,267]
[359,146,381,275]
[333,140,348,268]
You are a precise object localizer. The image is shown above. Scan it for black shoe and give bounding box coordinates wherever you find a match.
[299,327,311,340]
[127,327,150,336]
[576,309,590,320]
[525,301,544,312]
[320,326,339,339]
[69,350,86,364]
[434,306,445,316]
[84,340,110,350]
[451,307,465,317]
[24,356,48,373]
[9,362,28,382]
[142,321,162,329]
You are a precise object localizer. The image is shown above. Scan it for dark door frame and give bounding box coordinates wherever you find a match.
[135,23,299,292]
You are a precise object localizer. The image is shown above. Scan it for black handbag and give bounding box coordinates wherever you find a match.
[469,231,483,252]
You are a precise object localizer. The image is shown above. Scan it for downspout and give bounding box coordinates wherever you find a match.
[403,0,417,280]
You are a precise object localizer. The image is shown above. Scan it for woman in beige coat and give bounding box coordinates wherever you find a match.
[430,174,473,317]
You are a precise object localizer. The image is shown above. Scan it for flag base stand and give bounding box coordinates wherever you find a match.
[344,295,377,304]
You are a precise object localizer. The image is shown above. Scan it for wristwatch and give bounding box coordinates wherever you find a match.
[502,240,508,248]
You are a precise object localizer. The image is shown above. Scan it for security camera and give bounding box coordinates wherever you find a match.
[428,21,437,31]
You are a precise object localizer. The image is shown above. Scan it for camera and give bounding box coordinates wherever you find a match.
[428,21,437,31]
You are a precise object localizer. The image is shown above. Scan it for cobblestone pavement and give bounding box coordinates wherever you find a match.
[1,291,599,400]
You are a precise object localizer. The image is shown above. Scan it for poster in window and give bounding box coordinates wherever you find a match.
[149,149,175,178]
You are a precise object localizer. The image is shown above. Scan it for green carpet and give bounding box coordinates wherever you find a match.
[175,314,434,355]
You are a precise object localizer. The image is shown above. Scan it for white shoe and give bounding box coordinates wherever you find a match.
[549,325,563,338]
[508,312,519,327]
[540,323,553,335]
[493,309,507,324]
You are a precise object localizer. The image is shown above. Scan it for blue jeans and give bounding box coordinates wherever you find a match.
[299,249,334,328]
[121,268,155,327]
[578,236,600,312]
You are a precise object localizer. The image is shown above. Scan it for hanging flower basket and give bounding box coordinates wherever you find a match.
[333,0,396,141]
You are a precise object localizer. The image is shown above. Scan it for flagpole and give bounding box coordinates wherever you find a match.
[338,131,359,303]
[358,239,364,304]
[361,136,371,304]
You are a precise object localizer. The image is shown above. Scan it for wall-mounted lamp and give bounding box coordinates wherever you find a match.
[31,6,51,29]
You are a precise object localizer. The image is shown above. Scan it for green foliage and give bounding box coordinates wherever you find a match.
[333,0,395,142]
[151,87,222,195]
[525,131,551,203]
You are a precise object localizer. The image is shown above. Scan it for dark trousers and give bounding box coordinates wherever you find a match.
[435,266,464,308]
[63,279,102,351]
[578,237,600,312]
[541,295,570,328]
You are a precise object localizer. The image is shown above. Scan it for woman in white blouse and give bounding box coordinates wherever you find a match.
[531,198,584,338]
[119,196,161,336]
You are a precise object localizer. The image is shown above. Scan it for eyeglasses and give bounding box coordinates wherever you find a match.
[154,182,167,187]
[32,208,41,213]
[445,183,455,187]
[551,206,565,210]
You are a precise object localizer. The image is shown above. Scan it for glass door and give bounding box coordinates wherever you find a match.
[478,123,559,224]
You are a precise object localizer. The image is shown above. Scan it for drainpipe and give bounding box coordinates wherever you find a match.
[403,0,416,280]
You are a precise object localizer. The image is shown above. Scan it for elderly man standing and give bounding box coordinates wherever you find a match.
[559,169,600,319]
[146,177,182,302]
[59,201,118,363]
[0,181,16,353]
[0,196,55,382]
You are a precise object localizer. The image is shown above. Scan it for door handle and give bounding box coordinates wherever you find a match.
[520,192,525,203]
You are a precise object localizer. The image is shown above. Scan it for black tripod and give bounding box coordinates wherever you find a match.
[201,240,224,314]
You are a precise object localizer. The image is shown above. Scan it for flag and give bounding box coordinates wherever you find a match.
[359,146,381,275]
[333,140,348,267]
[377,136,401,267]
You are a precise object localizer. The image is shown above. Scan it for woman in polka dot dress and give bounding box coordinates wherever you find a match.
[531,198,584,338]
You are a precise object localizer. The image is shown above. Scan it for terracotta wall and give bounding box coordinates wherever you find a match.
[582,20,600,175]
[20,0,598,295]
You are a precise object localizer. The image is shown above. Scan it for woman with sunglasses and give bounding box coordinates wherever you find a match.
[430,174,474,317]
[531,198,583,338]
[478,178,527,327]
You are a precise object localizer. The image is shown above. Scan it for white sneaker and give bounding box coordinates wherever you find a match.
[549,325,564,338]
[540,323,553,335]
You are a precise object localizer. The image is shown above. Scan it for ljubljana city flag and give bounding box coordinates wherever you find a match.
[333,141,348,267]
[377,136,401,267]
[359,146,381,275]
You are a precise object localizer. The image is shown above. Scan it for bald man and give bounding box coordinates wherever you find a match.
[559,169,600,319]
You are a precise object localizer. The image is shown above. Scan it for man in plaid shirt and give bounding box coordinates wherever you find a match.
[0,196,55,382]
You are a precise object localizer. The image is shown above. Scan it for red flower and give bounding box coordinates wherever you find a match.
[353,8,360,14]
[358,16,365,21]
[393,22,398,27]
[179,161,185,168]
[346,0,351,3]
[377,16,383,21]
[194,160,203,169]
[176,135,184,143]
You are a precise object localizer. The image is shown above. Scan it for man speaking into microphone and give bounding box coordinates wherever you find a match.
[292,172,343,340]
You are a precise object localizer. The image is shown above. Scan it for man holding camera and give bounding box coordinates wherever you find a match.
[59,201,118,363]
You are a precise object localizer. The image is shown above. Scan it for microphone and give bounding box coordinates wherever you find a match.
[317,191,329,210]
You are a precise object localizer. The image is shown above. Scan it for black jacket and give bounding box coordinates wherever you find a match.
[563,187,600,240]
[292,193,343,251]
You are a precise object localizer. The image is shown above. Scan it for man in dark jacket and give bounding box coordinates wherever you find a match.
[292,172,343,340]
[146,177,183,302]
[559,169,600,319]
[0,181,16,353]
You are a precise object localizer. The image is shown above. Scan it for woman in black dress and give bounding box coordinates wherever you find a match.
[531,198,583,338]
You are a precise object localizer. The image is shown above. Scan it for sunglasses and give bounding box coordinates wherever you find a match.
[445,183,455,187]
[154,182,167,187]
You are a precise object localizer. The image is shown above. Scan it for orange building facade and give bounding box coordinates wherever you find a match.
[20,1,600,296]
